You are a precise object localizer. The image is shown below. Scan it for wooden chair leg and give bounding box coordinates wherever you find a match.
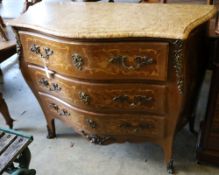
[0,16,6,28]
[0,16,9,41]
[0,92,14,128]
[207,0,214,5]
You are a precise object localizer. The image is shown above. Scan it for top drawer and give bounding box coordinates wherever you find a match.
[20,32,169,81]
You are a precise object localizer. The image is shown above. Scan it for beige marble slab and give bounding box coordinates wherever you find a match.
[8,2,217,40]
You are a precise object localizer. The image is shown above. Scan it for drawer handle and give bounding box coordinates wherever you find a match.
[49,103,59,111]
[39,78,61,92]
[79,91,90,105]
[49,83,62,92]
[59,109,71,117]
[81,130,113,145]
[39,78,49,87]
[85,119,97,129]
[109,55,155,70]
[30,44,54,60]
[72,53,84,70]
[113,95,153,106]
[49,103,70,117]
[120,122,154,133]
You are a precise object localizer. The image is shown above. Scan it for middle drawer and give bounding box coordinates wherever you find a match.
[28,65,167,115]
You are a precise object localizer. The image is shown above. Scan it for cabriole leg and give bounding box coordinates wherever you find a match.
[47,119,56,139]
[167,159,174,174]
[162,137,175,174]
[0,92,14,128]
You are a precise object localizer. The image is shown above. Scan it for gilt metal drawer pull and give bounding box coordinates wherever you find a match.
[30,44,54,59]
[59,109,71,117]
[85,119,97,129]
[49,83,61,92]
[72,53,84,70]
[79,91,90,105]
[81,130,113,145]
[39,78,61,92]
[109,55,155,70]
[39,78,49,87]
[120,122,154,133]
[113,95,153,106]
[49,103,59,112]
[49,103,70,117]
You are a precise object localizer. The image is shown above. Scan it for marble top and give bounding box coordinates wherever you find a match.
[8,2,217,40]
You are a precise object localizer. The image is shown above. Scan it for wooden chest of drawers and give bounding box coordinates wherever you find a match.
[9,2,216,173]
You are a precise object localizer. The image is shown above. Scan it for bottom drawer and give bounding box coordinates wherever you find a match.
[39,92,166,140]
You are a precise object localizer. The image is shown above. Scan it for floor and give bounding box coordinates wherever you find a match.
[0,55,219,175]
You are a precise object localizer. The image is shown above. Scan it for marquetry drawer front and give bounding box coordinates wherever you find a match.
[28,65,167,115]
[20,32,169,81]
[40,92,165,138]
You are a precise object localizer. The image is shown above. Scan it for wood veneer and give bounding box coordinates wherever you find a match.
[8,2,216,174]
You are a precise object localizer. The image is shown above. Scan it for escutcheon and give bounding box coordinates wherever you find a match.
[79,91,90,105]
[72,53,84,70]
[30,44,53,60]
